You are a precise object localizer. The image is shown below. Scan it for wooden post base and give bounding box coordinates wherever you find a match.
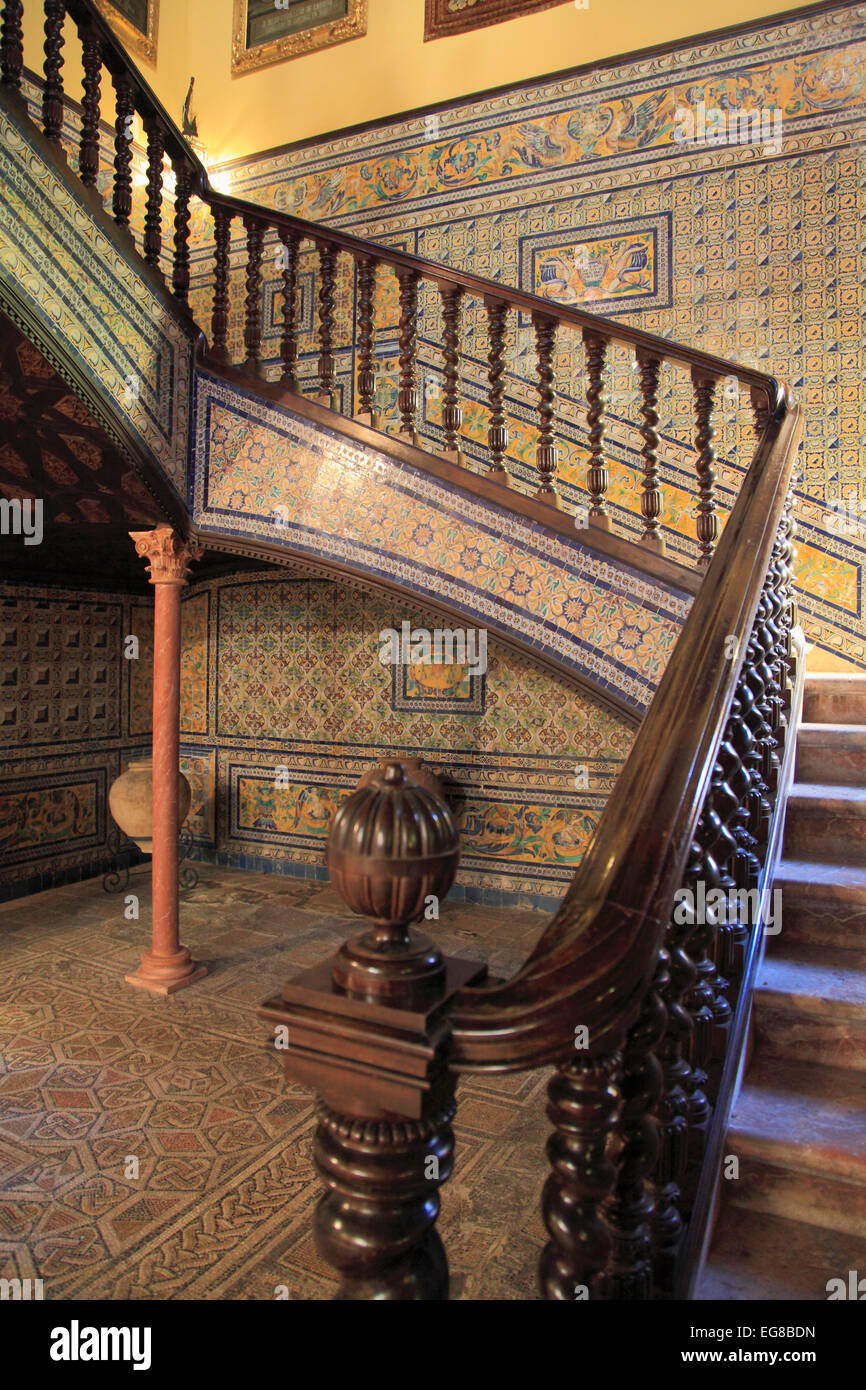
[314,1098,455,1300]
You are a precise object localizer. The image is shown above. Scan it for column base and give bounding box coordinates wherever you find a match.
[125,947,207,996]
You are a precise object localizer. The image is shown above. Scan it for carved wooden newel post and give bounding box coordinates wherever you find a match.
[260,762,483,1299]
[126,525,206,995]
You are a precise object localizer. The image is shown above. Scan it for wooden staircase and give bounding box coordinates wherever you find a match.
[698,674,866,1299]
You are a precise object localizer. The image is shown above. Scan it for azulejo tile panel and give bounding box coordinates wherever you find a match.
[0,102,193,497]
[189,2,866,667]
[157,570,634,899]
[520,215,672,315]
[192,371,691,715]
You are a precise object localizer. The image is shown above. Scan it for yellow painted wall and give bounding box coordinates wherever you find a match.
[24,0,825,164]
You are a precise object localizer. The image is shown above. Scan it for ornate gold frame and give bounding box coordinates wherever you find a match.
[94,0,159,67]
[232,0,368,76]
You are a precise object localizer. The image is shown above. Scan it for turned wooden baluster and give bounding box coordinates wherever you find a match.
[583,328,610,528]
[396,267,420,442]
[77,18,102,189]
[42,0,65,146]
[692,371,719,566]
[533,312,558,505]
[680,840,715,1192]
[317,243,338,407]
[112,71,135,230]
[143,118,165,269]
[695,761,737,1082]
[169,159,193,306]
[243,216,265,374]
[539,1052,622,1300]
[210,205,233,363]
[355,254,377,422]
[601,952,667,1299]
[637,349,664,552]
[727,687,762,896]
[279,229,301,392]
[315,1098,455,1300]
[653,912,696,1291]
[485,298,509,477]
[0,1,24,93]
[751,385,771,440]
[440,284,463,464]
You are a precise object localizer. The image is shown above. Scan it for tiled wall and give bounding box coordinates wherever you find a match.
[0,91,193,501]
[1,573,636,906]
[0,583,152,900]
[188,1,866,667]
[127,572,635,907]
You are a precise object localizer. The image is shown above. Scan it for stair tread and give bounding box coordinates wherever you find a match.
[789,781,866,804]
[730,1056,866,1178]
[805,673,866,685]
[777,857,866,893]
[757,942,866,1014]
[798,722,866,742]
[696,1208,866,1300]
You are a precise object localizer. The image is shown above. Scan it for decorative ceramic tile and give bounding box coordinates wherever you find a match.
[519,216,671,314]
[191,2,866,666]
[0,104,193,497]
[192,371,690,714]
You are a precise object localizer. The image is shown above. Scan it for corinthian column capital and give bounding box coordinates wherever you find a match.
[129,524,203,585]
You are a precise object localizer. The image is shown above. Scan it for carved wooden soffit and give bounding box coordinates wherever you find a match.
[129,524,203,584]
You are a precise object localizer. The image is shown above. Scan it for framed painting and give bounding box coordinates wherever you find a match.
[94,0,159,66]
[232,0,368,76]
[425,0,574,42]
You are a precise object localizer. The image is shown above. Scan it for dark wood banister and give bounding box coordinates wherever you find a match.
[46,1,777,405]
[450,389,801,1070]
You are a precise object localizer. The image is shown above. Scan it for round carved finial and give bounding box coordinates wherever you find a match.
[327,760,460,1005]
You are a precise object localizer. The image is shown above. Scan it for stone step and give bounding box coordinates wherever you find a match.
[725,1056,866,1238]
[803,673,866,726]
[774,859,866,951]
[796,723,866,787]
[696,1206,866,1300]
[783,782,866,866]
[754,942,866,1072]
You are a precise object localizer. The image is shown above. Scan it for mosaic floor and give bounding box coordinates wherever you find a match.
[0,867,553,1300]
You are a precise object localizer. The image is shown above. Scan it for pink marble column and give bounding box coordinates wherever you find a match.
[125,525,206,995]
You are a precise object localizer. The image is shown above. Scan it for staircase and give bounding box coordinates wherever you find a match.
[1,0,812,1300]
[699,673,866,1300]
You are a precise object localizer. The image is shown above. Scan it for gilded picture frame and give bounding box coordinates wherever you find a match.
[93,0,159,67]
[424,0,572,42]
[231,0,368,77]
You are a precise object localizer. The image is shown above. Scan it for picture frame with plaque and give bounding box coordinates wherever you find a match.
[232,0,368,76]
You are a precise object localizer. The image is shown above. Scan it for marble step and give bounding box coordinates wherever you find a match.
[725,1056,866,1238]
[754,941,866,1071]
[803,673,866,726]
[774,859,866,951]
[696,1207,866,1300]
[783,782,866,866]
[796,723,866,787]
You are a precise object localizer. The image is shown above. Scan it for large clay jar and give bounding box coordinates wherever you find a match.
[108,757,191,853]
[328,760,459,1003]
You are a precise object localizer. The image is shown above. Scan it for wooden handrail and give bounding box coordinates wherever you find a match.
[450,386,800,1070]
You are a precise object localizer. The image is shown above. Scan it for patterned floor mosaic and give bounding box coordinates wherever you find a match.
[0,866,553,1300]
